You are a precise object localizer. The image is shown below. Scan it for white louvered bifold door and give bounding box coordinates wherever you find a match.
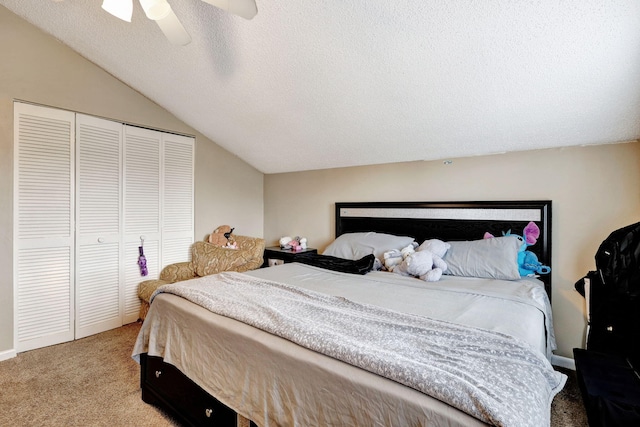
[15,104,194,346]
[162,133,194,267]
[74,114,123,339]
[14,102,75,352]
[123,125,161,323]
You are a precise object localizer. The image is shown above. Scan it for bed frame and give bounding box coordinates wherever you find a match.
[140,200,552,426]
[336,200,552,298]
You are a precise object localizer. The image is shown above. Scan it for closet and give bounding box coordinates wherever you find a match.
[14,102,194,352]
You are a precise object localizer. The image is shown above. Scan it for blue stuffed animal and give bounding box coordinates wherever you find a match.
[518,245,551,276]
[485,221,551,277]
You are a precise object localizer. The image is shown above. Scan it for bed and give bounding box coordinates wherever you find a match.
[132,200,565,427]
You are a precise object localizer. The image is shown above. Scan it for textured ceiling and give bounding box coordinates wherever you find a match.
[2,1,640,173]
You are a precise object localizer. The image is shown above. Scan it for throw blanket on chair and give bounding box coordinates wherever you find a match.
[152,272,566,427]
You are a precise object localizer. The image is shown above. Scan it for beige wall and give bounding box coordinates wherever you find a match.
[0,6,263,355]
[264,142,640,359]
[3,5,638,364]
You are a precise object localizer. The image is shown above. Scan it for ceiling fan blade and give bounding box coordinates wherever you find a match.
[155,8,192,46]
[102,0,133,22]
[229,0,258,20]
[202,0,258,20]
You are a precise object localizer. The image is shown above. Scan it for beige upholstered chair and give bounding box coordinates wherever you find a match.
[138,235,265,320]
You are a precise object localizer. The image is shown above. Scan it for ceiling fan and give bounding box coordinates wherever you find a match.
[101,0,258,46]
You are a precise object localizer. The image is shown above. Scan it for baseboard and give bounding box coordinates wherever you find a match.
[552,354,575,371]
[0,348,17,362]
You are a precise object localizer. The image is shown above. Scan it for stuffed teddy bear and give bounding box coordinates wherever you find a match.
[382,242,417,271]
[383,248,403,271]
[394,239,450,282]
[417,238,451,259]
[208,225,237,249]
[279,236,307,251]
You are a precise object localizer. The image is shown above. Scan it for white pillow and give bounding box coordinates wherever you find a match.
[442,235,521,280]
[323,232,415,262]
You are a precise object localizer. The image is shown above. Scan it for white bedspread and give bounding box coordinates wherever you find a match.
[133,263,565,427]
[145,269,564,427]
[251,263,556,359]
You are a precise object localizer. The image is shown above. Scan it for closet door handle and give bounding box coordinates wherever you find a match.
[97,237,105,243]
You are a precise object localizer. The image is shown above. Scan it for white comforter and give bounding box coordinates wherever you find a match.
[250,263,556,359]
[134,264,565,425]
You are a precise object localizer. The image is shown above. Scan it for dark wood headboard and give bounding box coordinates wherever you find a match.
[335,201,552,298]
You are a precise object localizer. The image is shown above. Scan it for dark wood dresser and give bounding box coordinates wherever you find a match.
[141,353,256,426]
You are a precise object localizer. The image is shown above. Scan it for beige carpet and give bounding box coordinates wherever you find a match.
[0,323,176,427]
[0,322,587,426]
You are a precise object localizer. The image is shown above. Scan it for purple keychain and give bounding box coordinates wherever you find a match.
[138,238,148,276]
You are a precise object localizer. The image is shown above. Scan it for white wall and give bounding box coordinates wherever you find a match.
[0,6,263,356]
[264,142,640,359]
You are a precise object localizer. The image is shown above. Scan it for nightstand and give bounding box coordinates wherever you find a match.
[262,246,318,267]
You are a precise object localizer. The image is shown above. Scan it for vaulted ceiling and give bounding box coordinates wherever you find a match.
[2,1,639,173]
